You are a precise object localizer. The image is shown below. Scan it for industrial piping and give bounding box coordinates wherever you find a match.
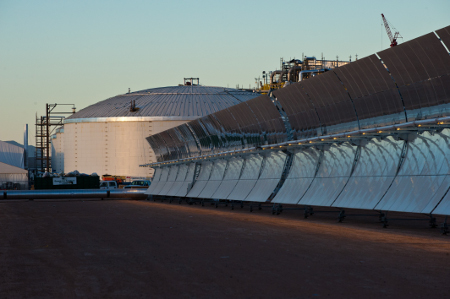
[1,189,148,200]
[280,70,289,82]
[299,69,325,81]
[270,70,282,84]
[287,66,302,82]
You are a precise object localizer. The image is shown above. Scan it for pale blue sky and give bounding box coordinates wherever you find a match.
[1,0,449,145]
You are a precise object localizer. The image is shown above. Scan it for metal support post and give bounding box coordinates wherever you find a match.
[338,210,346,222]
[441,216,449,235]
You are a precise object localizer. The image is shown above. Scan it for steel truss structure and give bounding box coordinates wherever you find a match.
[35,103,75,173]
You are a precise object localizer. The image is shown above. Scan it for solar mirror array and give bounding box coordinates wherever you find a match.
[144,26,450,218]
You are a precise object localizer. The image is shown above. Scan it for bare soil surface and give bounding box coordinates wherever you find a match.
[1,199,449,298]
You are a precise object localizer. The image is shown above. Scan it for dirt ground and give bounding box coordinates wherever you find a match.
[0,198,449,298]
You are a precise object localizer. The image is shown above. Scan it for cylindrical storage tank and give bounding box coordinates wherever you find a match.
[58,85,259,178]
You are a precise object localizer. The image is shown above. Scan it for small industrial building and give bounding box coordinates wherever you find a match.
[52,84,259,179]
[0,140,28,189]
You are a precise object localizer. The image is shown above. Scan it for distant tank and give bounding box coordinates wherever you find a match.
[52,82,259,179]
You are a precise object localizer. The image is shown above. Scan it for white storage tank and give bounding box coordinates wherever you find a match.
[54,85,259,178]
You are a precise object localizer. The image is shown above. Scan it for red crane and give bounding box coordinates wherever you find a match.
[381,13,402,47]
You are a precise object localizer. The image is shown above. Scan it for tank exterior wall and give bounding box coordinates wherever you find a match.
[63,120,187,178]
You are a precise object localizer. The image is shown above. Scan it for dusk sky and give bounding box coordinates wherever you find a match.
[1,0,449,145]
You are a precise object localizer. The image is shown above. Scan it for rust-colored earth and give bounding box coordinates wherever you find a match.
[1,199,449,298]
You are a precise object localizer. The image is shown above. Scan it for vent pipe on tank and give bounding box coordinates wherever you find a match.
[23,124,28,169]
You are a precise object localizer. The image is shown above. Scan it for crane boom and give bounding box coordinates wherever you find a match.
[381,13,400,47]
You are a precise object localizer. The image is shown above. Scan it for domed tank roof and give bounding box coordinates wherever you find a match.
[65,85,259,123]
